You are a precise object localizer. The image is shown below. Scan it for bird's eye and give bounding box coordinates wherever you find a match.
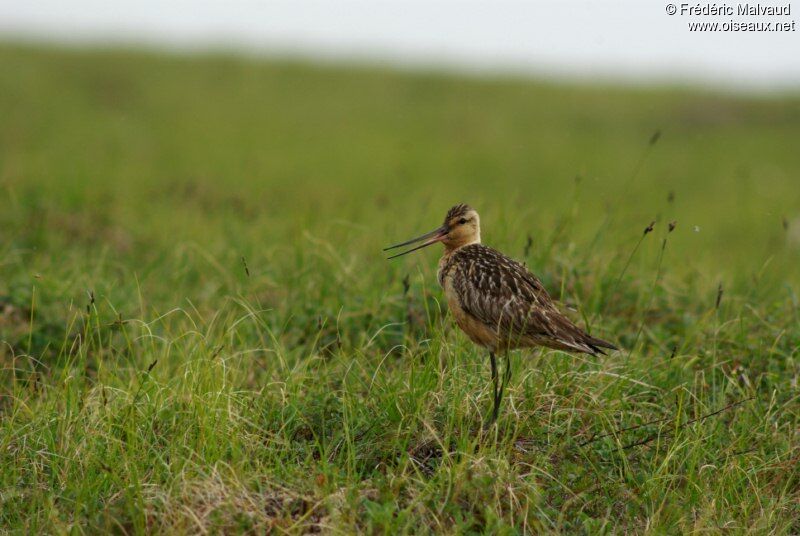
[458,218,467,224]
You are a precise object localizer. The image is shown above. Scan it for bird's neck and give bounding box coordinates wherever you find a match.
[443,236,481,255]
[438,238,480,287]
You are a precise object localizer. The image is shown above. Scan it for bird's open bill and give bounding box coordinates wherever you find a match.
[384,225,447,259]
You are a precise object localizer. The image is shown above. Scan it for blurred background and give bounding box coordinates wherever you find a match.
[2,0,800,90]
[1,0,799,324]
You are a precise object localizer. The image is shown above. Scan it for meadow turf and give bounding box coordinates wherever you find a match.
[1,44,799,534]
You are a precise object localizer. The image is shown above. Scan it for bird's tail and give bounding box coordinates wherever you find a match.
[584,335,618,355]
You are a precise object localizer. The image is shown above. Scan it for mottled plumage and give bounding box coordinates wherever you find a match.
[385,203,617,423]
[439,244,615,355]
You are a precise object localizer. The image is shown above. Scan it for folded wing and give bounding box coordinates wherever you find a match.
[451,245,616,355]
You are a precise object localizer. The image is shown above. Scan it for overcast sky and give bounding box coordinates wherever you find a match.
[1,0,798,91]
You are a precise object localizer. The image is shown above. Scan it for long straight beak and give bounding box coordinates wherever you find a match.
[384,225,447,259]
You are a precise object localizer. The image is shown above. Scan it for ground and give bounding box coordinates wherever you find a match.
[1,44,799,534]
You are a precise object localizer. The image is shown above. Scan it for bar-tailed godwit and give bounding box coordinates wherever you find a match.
[385,204,617,423]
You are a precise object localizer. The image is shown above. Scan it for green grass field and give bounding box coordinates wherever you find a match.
[1,44,799,534]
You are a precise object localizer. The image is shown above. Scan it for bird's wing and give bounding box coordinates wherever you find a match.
[451,245,605,353]
[451,246,554,336]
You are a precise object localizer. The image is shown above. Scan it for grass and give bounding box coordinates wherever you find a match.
[1,43,799,533]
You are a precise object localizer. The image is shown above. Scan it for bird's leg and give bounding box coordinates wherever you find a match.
[493,351,512,423]
[487,352,499,426]
[489,351,498,394]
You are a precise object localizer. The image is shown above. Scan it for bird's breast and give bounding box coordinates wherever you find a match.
[439,257,499,351]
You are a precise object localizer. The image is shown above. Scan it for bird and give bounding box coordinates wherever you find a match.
[384,203,617,424]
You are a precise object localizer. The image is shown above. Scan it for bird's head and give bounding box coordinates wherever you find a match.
[384,203,481,259]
